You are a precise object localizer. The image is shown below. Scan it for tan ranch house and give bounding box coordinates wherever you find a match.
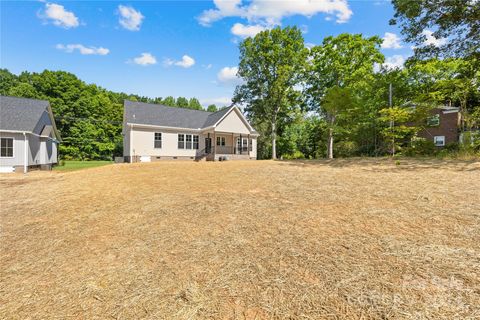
[123,100,259,162]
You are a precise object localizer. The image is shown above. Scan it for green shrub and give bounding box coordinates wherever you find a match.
[282,150,305,160]
[460,131,480,152]
[404,137,436,156]
[443,142,458,152]
[335,141,358,157]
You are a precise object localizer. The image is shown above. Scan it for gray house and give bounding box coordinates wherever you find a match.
[0,96,61,173]
[123,100,259,162]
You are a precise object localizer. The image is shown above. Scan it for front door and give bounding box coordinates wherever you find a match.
[235,137,240,154]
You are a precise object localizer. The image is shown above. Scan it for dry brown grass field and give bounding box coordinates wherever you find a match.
[1,159,479,319]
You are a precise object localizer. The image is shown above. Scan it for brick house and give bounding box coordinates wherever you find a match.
[416,106,460,147]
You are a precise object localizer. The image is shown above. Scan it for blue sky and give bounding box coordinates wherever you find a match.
[1,0,418,107]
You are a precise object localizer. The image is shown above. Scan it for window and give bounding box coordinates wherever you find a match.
[178,134,185,149]
[179,134,199,149]
[193,135,199,149]
[0,138,13,157]
[216,136,225,146]
[427,114,440,126]
[249,139,253,152]
[434,136,445,146]
[154,132,162,148]
[186,134,192,149]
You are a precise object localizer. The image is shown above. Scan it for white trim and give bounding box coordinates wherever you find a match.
[1,129,29,134]
[216,136,226,146]
[442,109,460,114]
[46,105,61,142]
[212,107,235,128]
[177,133,199,150]
[153,132,162,149]
[0,130,60,143]
[212,107,255,132]
[23,132,28,173]
[434,135,446,146]
[0,136,15,159]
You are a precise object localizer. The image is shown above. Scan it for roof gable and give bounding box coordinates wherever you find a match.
[0,96,61,141]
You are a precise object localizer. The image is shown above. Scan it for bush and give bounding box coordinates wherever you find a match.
[335,141,358,157]
[404,137,436,156]
[443,142,459,152]
[460,131,480,152]
[282,150,305,160]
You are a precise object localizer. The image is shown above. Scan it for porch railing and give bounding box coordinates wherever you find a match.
[214,145,250,154]
[215,145,234,154]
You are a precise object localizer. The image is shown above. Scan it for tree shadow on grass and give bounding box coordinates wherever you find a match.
[279,157,480,172]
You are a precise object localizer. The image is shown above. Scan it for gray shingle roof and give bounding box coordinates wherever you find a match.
[0,96,50,132]
[124,100,236,129]
[203,107,232,128]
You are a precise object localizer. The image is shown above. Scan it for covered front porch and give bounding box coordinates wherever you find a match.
[202,131,255,161]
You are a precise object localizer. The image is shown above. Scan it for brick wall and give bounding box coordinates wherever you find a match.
[417,109,459,146]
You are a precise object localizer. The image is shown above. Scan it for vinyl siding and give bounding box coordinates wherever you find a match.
[128,126,206,158]
[214,110,251,134]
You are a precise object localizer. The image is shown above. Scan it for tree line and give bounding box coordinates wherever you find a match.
[0,69,220,160]
[1,1,478,160]
[234,0,479,159]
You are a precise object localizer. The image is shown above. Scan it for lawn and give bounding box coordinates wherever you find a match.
[53,160,113,171]
[1,159,479,319]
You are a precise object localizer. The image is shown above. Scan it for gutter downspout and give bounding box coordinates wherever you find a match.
[23,132,28,174]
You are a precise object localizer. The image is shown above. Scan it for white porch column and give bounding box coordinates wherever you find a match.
[23,132,28,173]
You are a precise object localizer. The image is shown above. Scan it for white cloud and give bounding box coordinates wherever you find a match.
[231,23,266,38]
[118,5,144,31]
[164,55,196,68]
[381,32,402,49]
[203,64,213,69]
[132,53,157,66]
[382,55,405,69]
[199,97,232,107]
[39,3,79,28]
[422,30,447,47]
[198,0,352,26]
[56,44,109,55]
[217,66,243,85]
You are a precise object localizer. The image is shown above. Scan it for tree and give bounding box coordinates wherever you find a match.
[234,26,307,159]
[306,34,384,96]
[321,86,358,158]
[379,106,417,156]
[407,58,479,131]
[207,104,218,112]
[0,68,18,95]
[8,82,39,98]
[277,114,328,159]
[162,96,176,107]
[188,97,203,110]
[176,97,189,108]
[305,33,384,158]
[390,0,480,60]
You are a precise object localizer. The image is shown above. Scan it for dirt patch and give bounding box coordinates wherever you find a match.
[1,159,479,319]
